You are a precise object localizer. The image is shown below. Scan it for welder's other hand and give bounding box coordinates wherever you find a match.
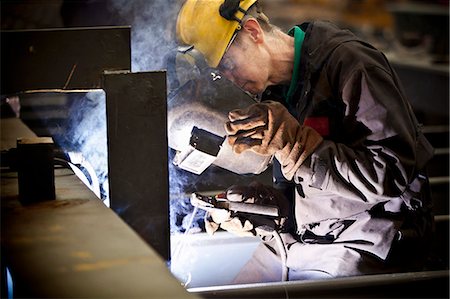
[204,208,255,237]
[204,182,291,239]
[225,101,323,180]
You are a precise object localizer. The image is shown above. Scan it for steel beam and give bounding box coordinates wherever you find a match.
[1,26,131,95]
[103,71,170,260]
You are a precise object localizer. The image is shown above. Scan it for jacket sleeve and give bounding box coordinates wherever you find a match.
[295,42,432,203]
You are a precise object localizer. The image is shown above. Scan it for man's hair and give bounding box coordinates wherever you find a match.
[230,2,276,50]
[244,2,273,32]
[219,1,277,61]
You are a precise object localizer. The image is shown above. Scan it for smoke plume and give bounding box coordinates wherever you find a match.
[108,0,205,234]
[57,91,109,201]
[108,0,181,72]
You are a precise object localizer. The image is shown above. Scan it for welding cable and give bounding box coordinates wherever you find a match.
[54,157,101,199]
[54,157,91,183]
[272,230,289,282]
[54,157,72,169]
[66,152,101,199]
[77,158,101,199]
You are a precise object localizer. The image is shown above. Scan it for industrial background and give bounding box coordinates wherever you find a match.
[1,0,449,298]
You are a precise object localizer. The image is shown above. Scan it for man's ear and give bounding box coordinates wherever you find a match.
[242,18,264,43]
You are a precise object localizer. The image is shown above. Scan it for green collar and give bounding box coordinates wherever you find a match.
[285,26,305,104]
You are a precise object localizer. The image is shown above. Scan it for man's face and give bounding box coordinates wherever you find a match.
[217,32,270,96]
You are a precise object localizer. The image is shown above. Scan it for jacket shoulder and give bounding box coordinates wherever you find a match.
[302,21,365,66]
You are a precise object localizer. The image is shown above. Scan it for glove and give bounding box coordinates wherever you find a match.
[205,182,291,239]
[225,101,323,180]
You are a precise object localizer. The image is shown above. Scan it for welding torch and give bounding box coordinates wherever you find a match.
[176,190,285,284]
[190,192,279,217]
[190,191,289,281]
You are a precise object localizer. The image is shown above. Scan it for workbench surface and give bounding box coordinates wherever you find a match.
[1,117,196,298]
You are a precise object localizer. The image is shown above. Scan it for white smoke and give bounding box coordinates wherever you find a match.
[168,149,206,234]
[74,91,109,199]
[108,0,180,72]
[61,1,181,205]
[108,0,203,234]
[60,91,109,203]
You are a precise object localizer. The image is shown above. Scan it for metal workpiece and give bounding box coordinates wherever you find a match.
[167,73,272,175]
[1,26,131,95]
[103,71,170,261]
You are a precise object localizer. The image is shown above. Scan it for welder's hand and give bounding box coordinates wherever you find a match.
[225,101,323,180]
[205,182,291,239]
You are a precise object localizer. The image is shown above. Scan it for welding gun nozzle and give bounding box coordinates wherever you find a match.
[190,192,279,217]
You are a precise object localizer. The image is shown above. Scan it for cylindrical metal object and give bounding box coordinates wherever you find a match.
[223,202,279,217]
[17,137,55,204]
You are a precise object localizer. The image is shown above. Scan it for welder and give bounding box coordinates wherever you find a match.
[176,0,435,283]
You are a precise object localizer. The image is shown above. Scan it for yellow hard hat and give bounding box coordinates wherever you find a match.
[177,0,257,68]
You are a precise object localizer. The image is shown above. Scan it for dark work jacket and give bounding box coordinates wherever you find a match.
[262,21,434,271]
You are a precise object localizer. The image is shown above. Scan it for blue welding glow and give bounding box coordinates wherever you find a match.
[6,267,13,299]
